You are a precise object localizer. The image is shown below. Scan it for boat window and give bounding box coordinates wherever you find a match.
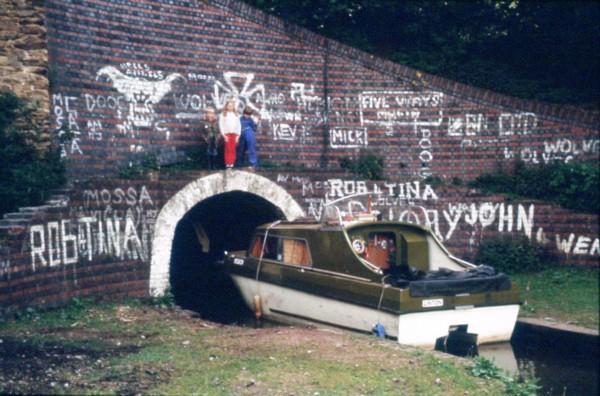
[249,235,280,260]
[356,232,396,270]
[282,238,311,267]
[249,235,311,266]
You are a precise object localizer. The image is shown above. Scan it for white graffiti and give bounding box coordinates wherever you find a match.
[53,93,83,157]
[504,137,599,164]
[87,120,102,141]
[329,127,368,148]
[555,234,600,256]
[326,179,438,202]
[120,62,165,79]
[30,215,152,269]
[499,112,537,136]
[82,186,154,208]
[97,65,183,141]
[290,82,320,110]
[447,113,487,137]
[415,124,433,179]
[186,72,214,82]
[273,123,297,141]
[359,91,444,127]
[328,96,361,125]
[442,202,535,241]
[542,138,599,163]
[0,252,9,281]
[213,72,265,114]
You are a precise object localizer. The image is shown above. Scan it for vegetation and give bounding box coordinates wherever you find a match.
[339,150,384,180]
[477,233,598,328]
[0,91,65,216]
[476,235,557,274]
[469,160,599,214]
[244,0,599,108]
[512,267,599,329]
[1,299,508,395]
[470,356,540,396]
[119,153,161,179]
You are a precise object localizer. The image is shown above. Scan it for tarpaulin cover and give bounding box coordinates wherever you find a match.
[389,265,512,297]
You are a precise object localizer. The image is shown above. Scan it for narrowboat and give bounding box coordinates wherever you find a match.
[222,196,520,348]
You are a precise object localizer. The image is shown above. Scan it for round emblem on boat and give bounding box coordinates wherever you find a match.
[352,239,366,254]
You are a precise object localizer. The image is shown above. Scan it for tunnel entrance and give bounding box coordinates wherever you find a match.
[169,191,284,323]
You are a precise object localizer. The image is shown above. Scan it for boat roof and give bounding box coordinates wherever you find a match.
[254,220,433,234]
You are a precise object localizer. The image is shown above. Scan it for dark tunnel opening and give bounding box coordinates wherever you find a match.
[169,191,284,323]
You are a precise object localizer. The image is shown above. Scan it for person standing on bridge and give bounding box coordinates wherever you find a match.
[236,107,259,169]
[218,100,241,168]
[202,106,221,170]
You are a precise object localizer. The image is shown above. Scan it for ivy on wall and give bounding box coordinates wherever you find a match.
[339,150,384,180]
[469,160,599,214]
[0,91,66,216]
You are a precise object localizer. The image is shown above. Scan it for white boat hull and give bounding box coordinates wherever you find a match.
[231,275,519,348]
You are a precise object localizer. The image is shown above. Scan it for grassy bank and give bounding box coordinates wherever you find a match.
[0,299,509,395]
[512,267,599,330]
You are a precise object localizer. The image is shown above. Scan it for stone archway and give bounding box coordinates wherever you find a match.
[149,170,304,296]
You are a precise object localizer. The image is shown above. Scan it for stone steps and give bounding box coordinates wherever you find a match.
[0,189,73,231]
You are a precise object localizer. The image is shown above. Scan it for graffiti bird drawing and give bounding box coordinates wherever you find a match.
[97,66,183,130]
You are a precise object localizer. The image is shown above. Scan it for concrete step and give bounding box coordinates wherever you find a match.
[49,194,69,201]
[44,199,68,207]
[0,218,31,227]
[2,212,34,220]
[19,205,53,213]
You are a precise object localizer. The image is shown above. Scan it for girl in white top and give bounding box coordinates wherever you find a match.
[218,100,241,168]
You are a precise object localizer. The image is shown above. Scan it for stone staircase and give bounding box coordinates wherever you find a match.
[0,189,71,232]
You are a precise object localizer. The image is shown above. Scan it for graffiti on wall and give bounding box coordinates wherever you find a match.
[504,137,600,164]
[212,72,265,114]
[28,185,156,272]
[277,173,599,258]
[97,64,183,147]
[53,93,83,157]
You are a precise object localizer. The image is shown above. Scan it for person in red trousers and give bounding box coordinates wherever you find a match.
[218,100,241,168]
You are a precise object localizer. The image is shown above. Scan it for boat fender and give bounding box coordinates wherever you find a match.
[372,322,386,338]
[253,295,263,319]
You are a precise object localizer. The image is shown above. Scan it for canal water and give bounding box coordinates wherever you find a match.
[478,323,598,396]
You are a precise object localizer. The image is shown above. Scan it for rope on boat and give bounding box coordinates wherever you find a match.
[373,275,391,338]
[253,220,281,319]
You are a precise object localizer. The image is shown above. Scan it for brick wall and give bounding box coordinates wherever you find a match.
[43,0,598,180]
[0,0,598,312]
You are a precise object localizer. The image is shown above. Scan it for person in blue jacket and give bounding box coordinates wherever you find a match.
[236,107,259,169]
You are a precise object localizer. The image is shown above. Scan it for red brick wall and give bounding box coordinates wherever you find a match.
[44,0,598,180]
[1,170,597,312]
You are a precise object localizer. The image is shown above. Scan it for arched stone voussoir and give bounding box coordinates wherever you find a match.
[149,170,304,297]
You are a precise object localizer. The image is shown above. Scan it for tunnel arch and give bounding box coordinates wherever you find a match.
[149,170,305,297]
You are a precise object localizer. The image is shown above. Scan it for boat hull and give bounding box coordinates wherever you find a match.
[231,275,519,348]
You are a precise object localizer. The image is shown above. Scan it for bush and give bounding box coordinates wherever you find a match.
[469,357,540,396]
[0,91,66,216]
[476,235,556,274]
[469,160,599,214]
[339,150,384,180]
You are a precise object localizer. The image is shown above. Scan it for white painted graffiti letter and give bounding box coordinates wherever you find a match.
[213,72,265,114]
[330,127,368,148]
[359,91,444,127]
[273,123,297,141]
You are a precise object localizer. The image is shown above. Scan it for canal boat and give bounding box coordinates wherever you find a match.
[222,196,520,348]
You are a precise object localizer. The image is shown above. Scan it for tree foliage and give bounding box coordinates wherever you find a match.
[469,160,599,214]
[245,0,599,107]
[476,235,555,274]
[0,91,66,216]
